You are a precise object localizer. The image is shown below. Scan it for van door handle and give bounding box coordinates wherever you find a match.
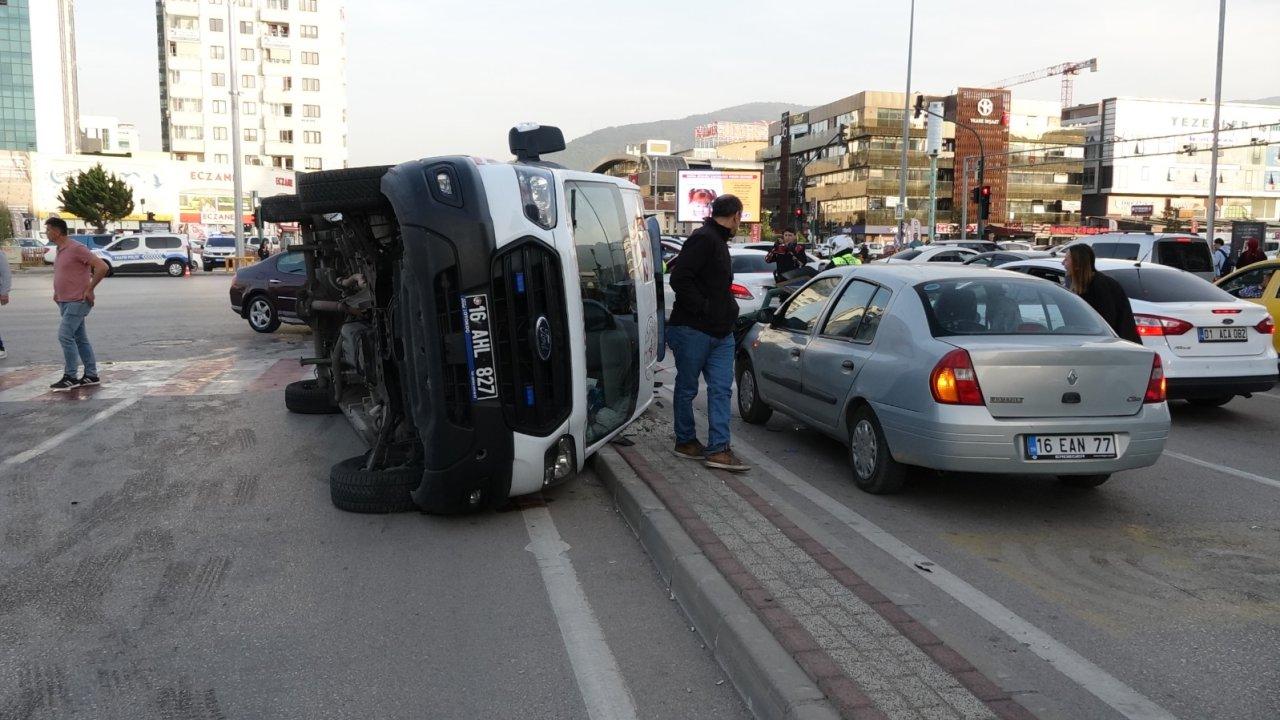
[841,360,855,369]
[790,348,802,357]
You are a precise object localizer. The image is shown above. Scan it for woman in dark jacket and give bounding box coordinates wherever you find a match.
[1064,244,1142,343]
[1238,238,1268,268]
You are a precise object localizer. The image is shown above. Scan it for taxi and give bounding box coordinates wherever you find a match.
[1216,259,1280,354]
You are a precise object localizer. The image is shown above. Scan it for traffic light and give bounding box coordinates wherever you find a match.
[978,185,991,220]
[913,94,925,119]
[794,207,803,218]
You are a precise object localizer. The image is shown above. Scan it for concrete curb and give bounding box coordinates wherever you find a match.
[593,447,840,720]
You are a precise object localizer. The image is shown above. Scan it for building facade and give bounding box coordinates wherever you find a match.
[1064,97,1280,225]
[79,115,140,154]
[759,90,1085,242]
[0,0,79,154]
[155,0,348,171]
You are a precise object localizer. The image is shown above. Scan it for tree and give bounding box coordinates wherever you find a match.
[0,203,13,244]
[57,163,135,232]
[1160,206,1184,233]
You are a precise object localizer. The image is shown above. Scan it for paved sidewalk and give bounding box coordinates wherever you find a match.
[601,410,1036,720]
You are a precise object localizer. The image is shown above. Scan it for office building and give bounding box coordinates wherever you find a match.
[759,90,1085,242]
[1063,97,1280,224]
[0,0,79,153]
[79,115,140,154]
[155,0,348,171]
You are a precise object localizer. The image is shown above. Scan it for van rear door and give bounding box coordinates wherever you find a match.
[1154,237,1215,281]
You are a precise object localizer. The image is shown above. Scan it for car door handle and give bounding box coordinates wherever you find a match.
[268,279,281,284]
[790,348,802,357]
[841,360,855,370]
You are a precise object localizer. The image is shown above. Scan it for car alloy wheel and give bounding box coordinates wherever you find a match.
[739,369,755,414]
[166,259,185,277]
[249,298,275,331]
[851,419,877,480]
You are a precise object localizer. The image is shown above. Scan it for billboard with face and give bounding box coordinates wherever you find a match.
[676,170,763,223]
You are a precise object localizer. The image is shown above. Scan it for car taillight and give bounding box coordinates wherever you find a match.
[1133,313,1193,336]
[1144,353,1166,404]
[1257,316,1276,335]
[730,282,754,300]
[930,349,984,405]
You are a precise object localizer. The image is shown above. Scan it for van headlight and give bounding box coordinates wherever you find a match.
[544,435,576,486]
[516,166,556,229]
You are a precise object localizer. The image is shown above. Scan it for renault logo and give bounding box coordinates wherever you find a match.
[1066,369,1079,385]
[535,315,553,361]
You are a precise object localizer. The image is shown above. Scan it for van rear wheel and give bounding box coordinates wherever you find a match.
[285,379,339,414]
[296,165,393,214]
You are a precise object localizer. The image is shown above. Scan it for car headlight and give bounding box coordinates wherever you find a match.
[544,435,576,486]
[516,166,556,229]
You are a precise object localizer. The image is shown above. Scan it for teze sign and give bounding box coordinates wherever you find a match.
[945,88,1011,229]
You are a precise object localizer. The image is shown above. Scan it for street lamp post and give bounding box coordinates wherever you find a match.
[1206,0,1226,245]
[227,1,245,263]
[896,0,916,246]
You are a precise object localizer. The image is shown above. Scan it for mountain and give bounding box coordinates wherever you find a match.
[1244,96,1280,105]
[554,102,806,171]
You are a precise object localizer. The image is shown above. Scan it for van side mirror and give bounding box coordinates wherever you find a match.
[757,307,775,324]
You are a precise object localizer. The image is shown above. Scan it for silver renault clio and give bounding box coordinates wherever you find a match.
[737,265,1171,494]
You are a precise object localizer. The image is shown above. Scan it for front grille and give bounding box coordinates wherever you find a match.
[434,267,472,426]
[491,241,572,436]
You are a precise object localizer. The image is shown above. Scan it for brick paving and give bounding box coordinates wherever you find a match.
[615,421,1036,720]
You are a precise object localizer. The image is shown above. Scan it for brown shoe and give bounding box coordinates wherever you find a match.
[704,449,750,473]
[672,440,705,460]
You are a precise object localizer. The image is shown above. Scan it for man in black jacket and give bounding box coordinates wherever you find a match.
[667,195,750,472]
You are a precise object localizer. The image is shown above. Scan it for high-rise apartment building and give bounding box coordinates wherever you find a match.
[0,0,79,153]
[155,0,348,171]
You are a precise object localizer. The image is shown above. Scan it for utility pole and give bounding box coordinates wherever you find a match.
[778,111,792,227]
[961,157,970,240]
[227,1,245,263]
[1206,0,1226,246]
[896,0,916,246]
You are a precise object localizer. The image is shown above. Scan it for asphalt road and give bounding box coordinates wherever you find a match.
[655,362,1280,720]
[0,273,750,720]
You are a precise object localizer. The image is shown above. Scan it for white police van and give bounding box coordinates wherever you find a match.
[269,124,663,515]
[95,234,199,277]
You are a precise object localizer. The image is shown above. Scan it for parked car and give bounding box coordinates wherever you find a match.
[964,250,1051,267]
[229,250,309,332]
[737,264,1170,493]
[998,241,1034,251]
[1053,233,1215,281]
[201,235,238,271]
[17,238,45,249]
[882,246,979,264]
[860,242,885,259]
[662,247,775,319]
[95,234,199,277]
[1215,258,1280,354]
[43,233,114,264]
[1003,258,1277,406]
[935,240,999,253]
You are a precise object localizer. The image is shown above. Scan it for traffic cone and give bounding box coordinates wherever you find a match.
[184,263,191,277]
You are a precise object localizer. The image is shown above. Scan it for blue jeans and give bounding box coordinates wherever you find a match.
[57,301,97,378]
[666,325,734,454]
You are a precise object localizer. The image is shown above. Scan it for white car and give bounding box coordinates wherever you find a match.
[1003,258,1278,407]
[1052,233,1215,282]
[998,241,1034,251]
[882,245,979,264]
[662,247,775,319]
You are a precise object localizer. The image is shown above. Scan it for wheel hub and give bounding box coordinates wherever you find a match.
[851,419,877,480]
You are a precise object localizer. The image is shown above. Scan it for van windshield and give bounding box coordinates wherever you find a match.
[207,237,236,248]
[1155,239,1212,272]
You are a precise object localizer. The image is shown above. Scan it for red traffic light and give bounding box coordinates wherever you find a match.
[794,207,803,216]
[980,185,991,197]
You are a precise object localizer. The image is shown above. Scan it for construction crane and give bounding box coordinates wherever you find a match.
[992,58,1098,108]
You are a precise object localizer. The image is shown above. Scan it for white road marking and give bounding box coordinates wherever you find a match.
[204,358,280,395]
[523,505,639,720]
[1163,450,1280,491]
[4,397,141,467]
[655,385,1178,720]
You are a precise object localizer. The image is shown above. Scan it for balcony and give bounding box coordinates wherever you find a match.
[264,140,295,157]
[165,0,199,17]
[170,137,206,154]
[166,26,200,42]
[260,7,292,24]
[262,87,296,104]
[261,35,292,49]
[166,54,203,71]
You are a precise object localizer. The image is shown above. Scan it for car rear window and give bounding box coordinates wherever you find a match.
[893,249,922,261]
[207,237,235,248]
[1155,239,1212,272]
[1104,268,1232,303]
[731,254,771,274]
[1090,242,1141,259]
[916,278,1109,337]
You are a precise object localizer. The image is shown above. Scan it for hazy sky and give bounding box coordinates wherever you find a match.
[76,0,1278,163]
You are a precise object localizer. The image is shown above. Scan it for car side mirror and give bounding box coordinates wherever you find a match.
[757,307,776,325]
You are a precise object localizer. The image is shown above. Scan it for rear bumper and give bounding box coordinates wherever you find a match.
[875,401,1170,476]
[1166,374,1278,399]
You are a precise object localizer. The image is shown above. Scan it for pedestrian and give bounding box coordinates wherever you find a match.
[256,238,270,261]
[1212,238,1234,277]
[765,228,809,283]
[859,245,871,264]
[46,217,109,390]
[667,194,750,473]
[0,248,10,359]
[1238,238,1268,268]
[1063,244,1141,343]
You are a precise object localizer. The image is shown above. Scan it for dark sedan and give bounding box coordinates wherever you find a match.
[963,250,1051,267]
[229,250,308,333]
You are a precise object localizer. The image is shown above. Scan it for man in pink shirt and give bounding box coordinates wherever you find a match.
[46,217,109,391]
